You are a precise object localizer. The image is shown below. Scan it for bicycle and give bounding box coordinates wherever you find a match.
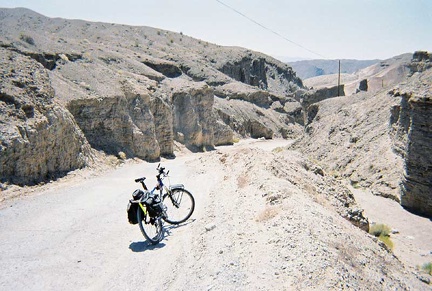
[127,164,195,244]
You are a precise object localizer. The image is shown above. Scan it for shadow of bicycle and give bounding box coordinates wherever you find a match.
[165,218,196,229]
[129,241,166,252]
[129,218,196,252]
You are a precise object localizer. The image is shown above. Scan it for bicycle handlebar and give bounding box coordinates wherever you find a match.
[134,165,169,190]
[156,164,169,177]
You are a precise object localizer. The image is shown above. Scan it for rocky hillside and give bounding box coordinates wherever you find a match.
[0,8,304,185]
[0,8,431,218]
[291,51,432,217]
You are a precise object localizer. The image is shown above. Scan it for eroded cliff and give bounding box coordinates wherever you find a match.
[0,47,92,185]
[393,51,432,216]
[292,52,432,217]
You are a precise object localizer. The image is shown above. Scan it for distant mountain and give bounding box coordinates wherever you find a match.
[288,59,380,80]
[303,53,412,95]
[272,56,312,63]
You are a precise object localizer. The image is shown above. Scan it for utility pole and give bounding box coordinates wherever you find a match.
[337,60,341,96]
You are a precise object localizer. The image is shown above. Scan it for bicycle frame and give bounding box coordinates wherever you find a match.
[138,201,148,216]
[156,173,187,209]
[135,164,190,217]
[131,164,194,244]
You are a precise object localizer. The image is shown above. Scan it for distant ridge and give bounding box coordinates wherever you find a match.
[288,59,380,79]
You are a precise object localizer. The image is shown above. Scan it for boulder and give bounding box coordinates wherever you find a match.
[358,79,368,91]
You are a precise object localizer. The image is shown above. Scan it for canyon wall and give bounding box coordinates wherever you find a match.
[0,8,304,185]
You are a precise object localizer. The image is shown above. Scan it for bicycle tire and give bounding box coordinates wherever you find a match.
[137,204,163,244]
[163,188,195,224]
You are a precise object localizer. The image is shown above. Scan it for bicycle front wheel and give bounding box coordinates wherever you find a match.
[137,205,163,244]
[163,188,195,224]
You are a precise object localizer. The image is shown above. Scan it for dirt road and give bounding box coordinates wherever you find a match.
[0,139,429,290]
[0,140,282,290]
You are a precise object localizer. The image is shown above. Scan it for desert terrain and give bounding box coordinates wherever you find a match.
[0,7,431,290]
[0,139,431,290]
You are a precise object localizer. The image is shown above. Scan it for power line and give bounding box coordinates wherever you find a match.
[215,0,327,58]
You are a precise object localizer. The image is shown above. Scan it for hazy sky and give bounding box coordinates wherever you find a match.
[0,0,431,60]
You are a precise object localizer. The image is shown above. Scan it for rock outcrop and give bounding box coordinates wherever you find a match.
[170,82,216,151]
[400,91,432,216]
[409,50,432,73]
[67,80,161,160]
[0,47,92,185]
[217,54,303,93]
[358,79,368,92]
[390,51,432,216]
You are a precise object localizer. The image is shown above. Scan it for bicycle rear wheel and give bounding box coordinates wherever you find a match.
[163,188,195,224]
[137,205,163,244]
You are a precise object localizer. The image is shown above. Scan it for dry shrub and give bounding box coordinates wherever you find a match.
[369,223,391,237]
[378,234,394,250]
[422,262,432,275]
[272,147,284,153]
[256,206,280,222]
[369,223,394,250]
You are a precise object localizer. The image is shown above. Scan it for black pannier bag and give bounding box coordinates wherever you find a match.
[127,189,148,224]
[132,189,144,200]
[144,194,165,218]
[127,190,164,223]
[127,200,139,224]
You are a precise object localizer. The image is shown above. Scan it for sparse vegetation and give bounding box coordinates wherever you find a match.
[378,235,394,250]
[422,262,432,275]
[256,206,280,222]
[272,147,284,153]
[369,223,391,237]
[369,223,394,250]
[351,181,361,189]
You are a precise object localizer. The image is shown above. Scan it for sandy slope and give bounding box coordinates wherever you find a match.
[0,140,429,290]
